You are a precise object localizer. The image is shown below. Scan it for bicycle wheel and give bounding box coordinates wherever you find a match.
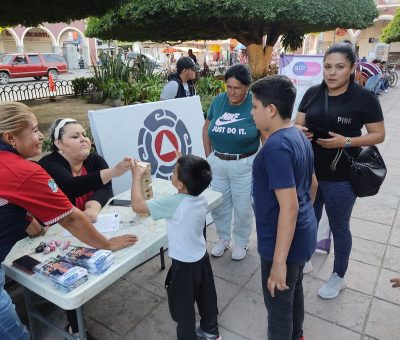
[388,72,398,87]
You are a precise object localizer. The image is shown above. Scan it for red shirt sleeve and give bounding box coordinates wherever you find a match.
[12,166,74,226]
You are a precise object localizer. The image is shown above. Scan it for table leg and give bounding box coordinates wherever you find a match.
[159,247,165,270]
[23,288,40,340]
[75,306,87,340]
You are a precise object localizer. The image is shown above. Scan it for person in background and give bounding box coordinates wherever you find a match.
[160,57,199,100]
[131,155,221,340]
[295,42,385,299]
[0,102,137,340]
[39,118,133,338]
[251,75,317,340]
[357,59,383,95]
[188,49,198,64]
[203,64,260,261]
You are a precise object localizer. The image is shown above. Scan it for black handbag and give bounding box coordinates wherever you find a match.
[324,90,386,197]
[343,146,387,197]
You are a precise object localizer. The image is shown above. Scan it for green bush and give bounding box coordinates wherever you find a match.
[195,76,226,96]
[71,77,92,96]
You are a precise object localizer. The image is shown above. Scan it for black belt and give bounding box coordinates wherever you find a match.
[213,149,257,161]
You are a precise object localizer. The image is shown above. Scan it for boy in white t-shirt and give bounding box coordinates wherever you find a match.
[130,155,221,340]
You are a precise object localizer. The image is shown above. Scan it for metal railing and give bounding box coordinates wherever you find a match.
[0,80,74,102]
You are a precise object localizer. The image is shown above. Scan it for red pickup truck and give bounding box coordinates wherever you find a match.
[0,53,68,85]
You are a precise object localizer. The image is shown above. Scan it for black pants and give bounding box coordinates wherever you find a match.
[261,259,305,340]
[165,253,219,340]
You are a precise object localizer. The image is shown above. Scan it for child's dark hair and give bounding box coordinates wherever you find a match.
[176,155,212,196]
[250,75,296,120]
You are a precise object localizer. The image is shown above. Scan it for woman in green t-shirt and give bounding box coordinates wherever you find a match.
[202,64,260,261]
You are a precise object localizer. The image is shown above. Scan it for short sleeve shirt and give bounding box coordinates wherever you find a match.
[298,83,384,181]
[252,127,317,263]
[207,92,260,154]
[0,148,74,262]
[147,193,207,262]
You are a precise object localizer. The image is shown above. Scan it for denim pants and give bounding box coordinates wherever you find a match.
[261,259,305,340]
[365,74,382,94]
[314,181,357,277]
[0,266,30,340]
[208,152,255,246]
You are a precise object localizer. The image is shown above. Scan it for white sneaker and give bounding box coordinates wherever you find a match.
[231,245,248,261]
[195,324,222,340]
[303,260,313,274]
[384,89,390,93]
[318,273,347,299]
[211,239,230,257]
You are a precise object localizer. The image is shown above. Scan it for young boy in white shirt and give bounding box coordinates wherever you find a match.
[130,155,221,340]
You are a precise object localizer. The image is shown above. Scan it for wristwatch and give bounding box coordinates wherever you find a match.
[29,226,46,238]
[344,137,352,149]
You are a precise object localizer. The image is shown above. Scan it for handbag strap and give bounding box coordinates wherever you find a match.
[323,89,352,168]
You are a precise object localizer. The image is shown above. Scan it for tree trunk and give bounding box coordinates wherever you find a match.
[247,44,274,80]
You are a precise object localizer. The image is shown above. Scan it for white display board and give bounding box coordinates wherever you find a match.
[88,96,206,194]
[279,54,324,119]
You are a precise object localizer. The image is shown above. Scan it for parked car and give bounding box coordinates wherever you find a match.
[126,52,162,68]
[0,53,68,85]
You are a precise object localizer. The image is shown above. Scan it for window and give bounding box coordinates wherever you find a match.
[43,54,66,63]
[28,55,41,64]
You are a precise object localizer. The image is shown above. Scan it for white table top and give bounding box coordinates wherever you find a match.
[3,178,222,310]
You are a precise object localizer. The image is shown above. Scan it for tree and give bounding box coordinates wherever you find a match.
[86,0,378,78]
[0,0,125,27]
[382,9,400,44]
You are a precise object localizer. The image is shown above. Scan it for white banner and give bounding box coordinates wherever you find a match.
[279,54,324,119]
[88,96,205,194]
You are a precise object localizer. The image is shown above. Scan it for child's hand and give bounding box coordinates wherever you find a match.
[130,159,148,179]
[390,277,400,288]
[267,262,289,297]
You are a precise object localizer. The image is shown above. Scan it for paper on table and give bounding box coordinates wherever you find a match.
[63,213,120,236]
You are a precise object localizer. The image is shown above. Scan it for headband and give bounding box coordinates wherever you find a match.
[54,118,77,140]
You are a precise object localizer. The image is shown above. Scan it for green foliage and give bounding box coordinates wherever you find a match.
[0,1,125,27]
[382,9,400,44]
[87,0,378,49]
[195,77,226,96]
[71,77,93,97]
[91,53,166,104]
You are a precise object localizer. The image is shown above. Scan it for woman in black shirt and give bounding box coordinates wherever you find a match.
[39,118,132,338]
[295,43,385,299]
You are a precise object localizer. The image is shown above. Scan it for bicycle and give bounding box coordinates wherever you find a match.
[382,63,398,87]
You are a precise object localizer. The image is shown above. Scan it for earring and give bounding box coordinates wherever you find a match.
[11,144,16,148]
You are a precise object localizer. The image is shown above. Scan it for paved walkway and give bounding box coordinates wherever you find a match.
[9,84,400,340]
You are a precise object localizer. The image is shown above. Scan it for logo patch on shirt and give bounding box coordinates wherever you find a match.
[337,117,352,125]
[215,112,246,126]
[48,179,58,193]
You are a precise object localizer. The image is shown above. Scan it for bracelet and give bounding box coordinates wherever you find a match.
[29,226,46,238]
[344,137,352,149]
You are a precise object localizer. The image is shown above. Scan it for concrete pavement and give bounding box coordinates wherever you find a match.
[9,83,400,340]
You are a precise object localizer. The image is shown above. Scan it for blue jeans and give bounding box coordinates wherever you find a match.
[0,266,30,340]
[314,181,357,277]
[208,152,255,246]
[365,74,382,94]
[261,259,304,340]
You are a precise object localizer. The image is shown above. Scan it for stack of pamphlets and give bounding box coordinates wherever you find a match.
[34,258,88,292]
[58,246,115,274]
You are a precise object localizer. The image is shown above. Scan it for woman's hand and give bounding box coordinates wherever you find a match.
[107,234,139,251]
[267,262,289,297]
[295,124,313,140]
[316,131,346,149]
[112,156,132,177]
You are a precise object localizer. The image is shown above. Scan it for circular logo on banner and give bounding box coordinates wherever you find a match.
[138,109,192,179]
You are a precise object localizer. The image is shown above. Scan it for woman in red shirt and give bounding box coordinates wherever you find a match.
[0,102,137,340]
